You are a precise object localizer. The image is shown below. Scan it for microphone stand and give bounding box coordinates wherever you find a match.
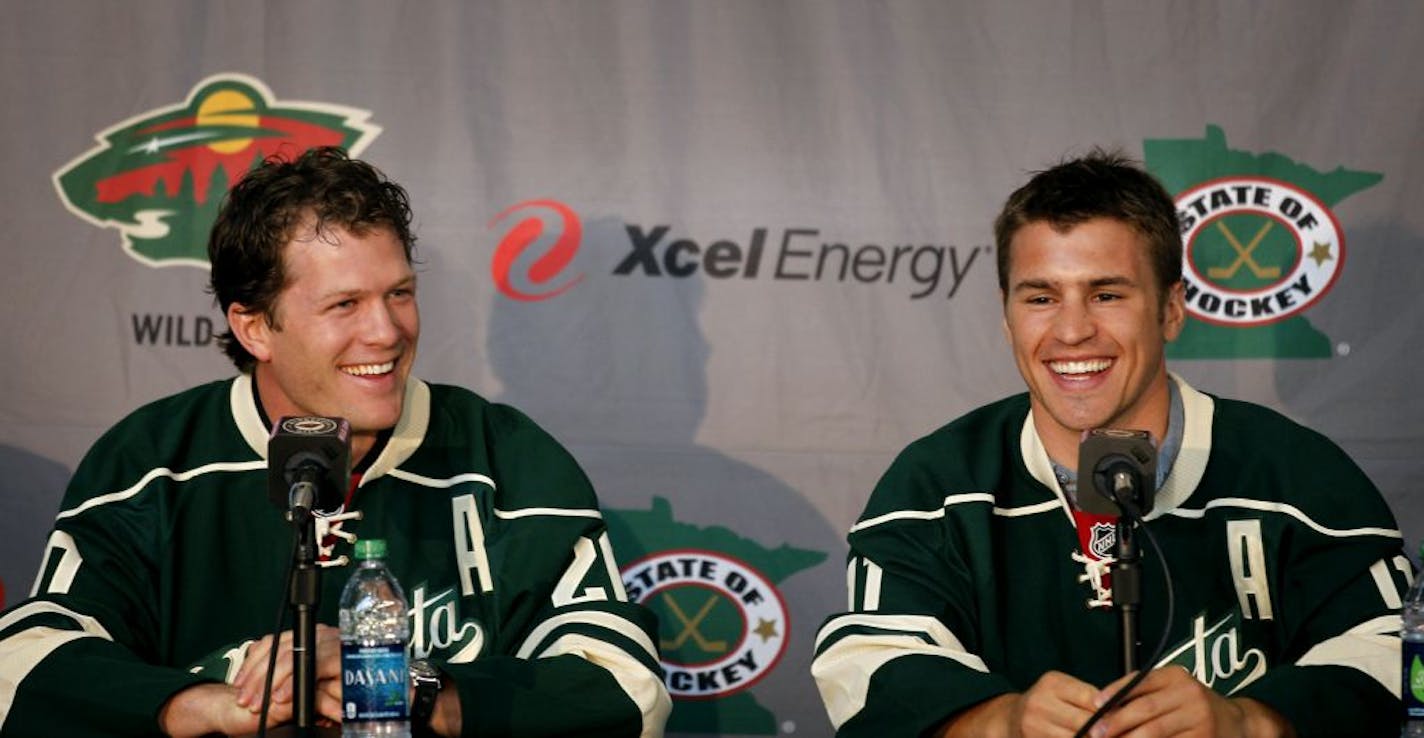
[1106,469,1144,675]
[287,481,322,737]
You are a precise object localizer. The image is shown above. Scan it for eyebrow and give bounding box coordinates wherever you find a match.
[315,274,417,303]
[1009,275,1136,293]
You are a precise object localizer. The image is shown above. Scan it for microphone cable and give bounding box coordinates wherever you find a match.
[1071,501,1175,738]
[256,533,299,737]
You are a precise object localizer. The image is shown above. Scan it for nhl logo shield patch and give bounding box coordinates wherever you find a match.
[1089,522,1116,559]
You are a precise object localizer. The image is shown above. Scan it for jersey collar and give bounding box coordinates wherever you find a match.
[1020,373,1214,521]
[229,372,431,485]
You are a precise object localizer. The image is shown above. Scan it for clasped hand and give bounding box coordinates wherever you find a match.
[159,625,343,737]
[946,666,1292,738]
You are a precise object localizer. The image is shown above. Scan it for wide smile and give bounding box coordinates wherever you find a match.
[1046,358,1113,382]
[340,360,396,377]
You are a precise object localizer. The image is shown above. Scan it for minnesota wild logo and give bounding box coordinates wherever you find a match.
[53,73,379,268]
[1144,126,1381,358]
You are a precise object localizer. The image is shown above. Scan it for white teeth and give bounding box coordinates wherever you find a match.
[342,361,395,376]
[1049,359,1111,375]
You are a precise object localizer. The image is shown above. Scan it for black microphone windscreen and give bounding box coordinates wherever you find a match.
[268,416,351,515]
[1076,428,1157,516]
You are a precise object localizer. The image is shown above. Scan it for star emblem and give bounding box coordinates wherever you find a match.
[1309,241,1333,267]
[753,618,779,642]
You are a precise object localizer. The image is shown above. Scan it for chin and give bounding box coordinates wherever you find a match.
[349,405,405,434]
[1044,404,1112,435]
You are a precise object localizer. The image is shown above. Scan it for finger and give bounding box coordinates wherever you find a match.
[271,629,336,703]
[1023,705,1099,738]
[318,675,343,703]
[262,695,294,727]
[233,637,279,709]
[244,632,297,708]
[318,686,345,724]
[233,636,273,690]
[316,625,344,678]
[1099,670,1203,738]
[237,631,290,687]
[1019,672,1104,736]
[217,685,289,735]
[316,671,346,723]
[1096,670,1146,704]
[1042,670,1103,711]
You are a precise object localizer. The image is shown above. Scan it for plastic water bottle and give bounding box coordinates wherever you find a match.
[1404,542,1424,737]
[340,539,411,738]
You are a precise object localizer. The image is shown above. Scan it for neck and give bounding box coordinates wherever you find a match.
[351,433,377,467]
[250,365,379,468]
[1037,375,1173,469]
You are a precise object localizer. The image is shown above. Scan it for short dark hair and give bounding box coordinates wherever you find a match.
[208,147,415,371]
[993,149,1182,302]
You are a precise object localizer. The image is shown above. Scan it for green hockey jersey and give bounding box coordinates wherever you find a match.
[0,374,670,737]
[812,376,1409,738]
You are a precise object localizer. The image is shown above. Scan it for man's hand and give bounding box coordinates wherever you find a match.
[937,667,1295,738]
[158,682,290,737]
[938,670,1102,738]
[427,677,463,738]
[1092,666,1295,738]
[230,625,344,724]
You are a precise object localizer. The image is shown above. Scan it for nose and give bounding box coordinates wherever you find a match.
[361,301,403,346]
[1051,299,1096,345]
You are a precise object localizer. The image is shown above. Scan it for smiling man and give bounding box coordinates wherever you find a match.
[812,151,1407,738]
[0,148,670,738]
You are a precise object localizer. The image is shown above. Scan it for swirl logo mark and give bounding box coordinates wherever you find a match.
[488,199,584,301]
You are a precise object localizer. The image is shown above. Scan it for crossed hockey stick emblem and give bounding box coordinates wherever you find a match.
[1206,219,1281,280]
[660,592,729,653]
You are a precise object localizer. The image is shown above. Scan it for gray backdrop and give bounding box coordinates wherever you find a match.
[3,2,1421,736]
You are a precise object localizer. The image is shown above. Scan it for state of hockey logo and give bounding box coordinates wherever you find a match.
[621,549,789,700]
[1175,177,1344,326]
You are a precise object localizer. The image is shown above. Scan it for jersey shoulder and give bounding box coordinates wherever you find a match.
[67,379,245,500]
[420,383,597,510]
[863,394,1030,518]
[1200,395,1393,526]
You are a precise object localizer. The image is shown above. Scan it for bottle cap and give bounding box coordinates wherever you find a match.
[354,539,387,560]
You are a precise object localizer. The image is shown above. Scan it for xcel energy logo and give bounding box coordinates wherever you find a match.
[488,201,987,302]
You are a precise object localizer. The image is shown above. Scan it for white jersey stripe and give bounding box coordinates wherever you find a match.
[494,506,602,521]
[56,460,266,520]
[515,610,659,662]
[386,469,599,520]
[387,468,496,490]
[852,493,1401,539]
[849,493,1062,533]
[0,602,114,729]
[1295,614,1401,696]
[814,612,969,654]
[850,506,951,533]
[812,631,988,730]
[532,633,671,738]
[995,499,1061,517]
[1166,497,1402,539]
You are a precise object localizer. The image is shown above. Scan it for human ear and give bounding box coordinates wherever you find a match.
[1162,281,1186,341]
[227,303,274,362]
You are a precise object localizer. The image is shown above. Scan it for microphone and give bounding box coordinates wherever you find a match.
[268,416,351,518]
[1076,428,1156,517]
